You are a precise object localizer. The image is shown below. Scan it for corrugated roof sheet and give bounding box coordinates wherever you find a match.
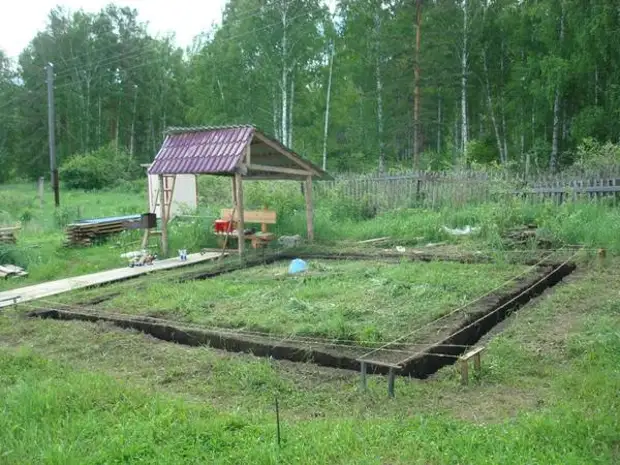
[148,125,254,175]
[148,124,331,179]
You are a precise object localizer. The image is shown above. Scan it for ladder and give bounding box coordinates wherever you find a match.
[142,175,176,249]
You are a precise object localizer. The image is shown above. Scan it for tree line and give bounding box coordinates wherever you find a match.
[1,0,620,183]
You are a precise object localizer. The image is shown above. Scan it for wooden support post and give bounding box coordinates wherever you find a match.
[37,176,44,208]
[473,352,482,374]
[159,175,168,257]
[235,172,245,258]
[360,361,367,392]
[232,175,237,206]
[141,226,150,249]
[261,205,269,233]
[460,359,469,385]
[304,175,314,242]
[459,346,484,385]
[387,367,395,398]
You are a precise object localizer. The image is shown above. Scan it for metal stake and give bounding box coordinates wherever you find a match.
[360,361,367,391]
[275,396,281,447]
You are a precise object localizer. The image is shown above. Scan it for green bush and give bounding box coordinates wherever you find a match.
[573,138,620,172]
[466,138,498,165]
[61,145,140,190]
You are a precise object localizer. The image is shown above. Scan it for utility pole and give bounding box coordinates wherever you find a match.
[46,63,59,207]
[413,0,422,168]
[322,41,334,171]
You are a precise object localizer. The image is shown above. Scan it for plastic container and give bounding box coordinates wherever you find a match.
[288,259,308,274]
[214,220,233,233]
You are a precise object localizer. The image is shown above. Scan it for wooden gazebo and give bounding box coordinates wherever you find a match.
[147,125,331,256]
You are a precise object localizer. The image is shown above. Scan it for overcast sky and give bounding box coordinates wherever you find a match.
[1,0,336,60]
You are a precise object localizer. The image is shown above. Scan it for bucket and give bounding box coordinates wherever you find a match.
[214,220,233,233]
[288,259,308,274]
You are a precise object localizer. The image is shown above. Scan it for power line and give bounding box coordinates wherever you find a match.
[0,3,331,116]
[50,1,285,78]
[50,1,313,83]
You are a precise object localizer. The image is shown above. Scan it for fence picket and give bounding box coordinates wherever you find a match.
[315,169,620,212]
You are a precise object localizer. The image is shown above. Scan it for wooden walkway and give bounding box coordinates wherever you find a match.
[0,252,221,309]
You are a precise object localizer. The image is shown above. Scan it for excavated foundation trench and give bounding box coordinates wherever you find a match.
[29,259,576,379]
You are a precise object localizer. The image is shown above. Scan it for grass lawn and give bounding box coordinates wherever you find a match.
[3,179,620,296]
[0,183,147,291]
[57,259,529,343]
[0,259,618,463]
[0,182,221,291]
[1,183,619,462]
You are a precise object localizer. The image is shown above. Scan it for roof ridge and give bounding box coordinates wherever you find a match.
[165,124,255,134]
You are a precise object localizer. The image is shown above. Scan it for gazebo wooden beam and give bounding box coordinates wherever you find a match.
[252,132,320,176]
[247,163,312,176]
[159,174,167,256]
[243,175,308,181]
[234,172,245,258]
[305,175,314,242]
[159,174,176,257]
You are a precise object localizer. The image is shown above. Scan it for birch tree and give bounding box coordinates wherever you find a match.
[460,0,469,160]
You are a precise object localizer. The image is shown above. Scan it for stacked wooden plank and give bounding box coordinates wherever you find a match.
[0,264,27,279]
[65,215,142,247]
[0,225,20,245]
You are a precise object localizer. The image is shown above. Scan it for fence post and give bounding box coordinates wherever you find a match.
[37,176,44,208]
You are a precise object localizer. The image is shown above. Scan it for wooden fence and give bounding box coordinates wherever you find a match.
[315,170,620,210]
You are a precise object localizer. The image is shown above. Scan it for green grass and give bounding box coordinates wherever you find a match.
[3,180,620,292]
[0,182,220,291]
[72,259,526,343]
[0,182,147,290]
[1,261,619,463]
[2,181,620,463]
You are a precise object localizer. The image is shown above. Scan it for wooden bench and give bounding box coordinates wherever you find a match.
[458,346,485,385]
[215,208,277,249]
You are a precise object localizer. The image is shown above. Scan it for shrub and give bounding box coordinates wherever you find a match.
[61,145,140,190]
[573,138,620,172]
[466,138,498,165]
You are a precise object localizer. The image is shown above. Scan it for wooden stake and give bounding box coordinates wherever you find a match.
[473,353,481,374]
[235,173,245,258]
[360,361,367,392]
[37,176,44,208]
[304,175,314,242]
[387,367,395,398]
[460,359,469,385]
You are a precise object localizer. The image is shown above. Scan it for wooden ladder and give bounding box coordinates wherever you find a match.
[141,175,176,249]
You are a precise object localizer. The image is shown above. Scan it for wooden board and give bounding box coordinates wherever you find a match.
[65,217,144,246]
[220,209,277,224]
[460,346,485,361]
[0,252,223,309]
[0,264,28,279]
[214,232,275,240]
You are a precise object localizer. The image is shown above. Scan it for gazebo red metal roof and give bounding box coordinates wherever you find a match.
[148,125,330,180]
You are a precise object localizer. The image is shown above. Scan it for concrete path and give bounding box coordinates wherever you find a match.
[0,252,222,309]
